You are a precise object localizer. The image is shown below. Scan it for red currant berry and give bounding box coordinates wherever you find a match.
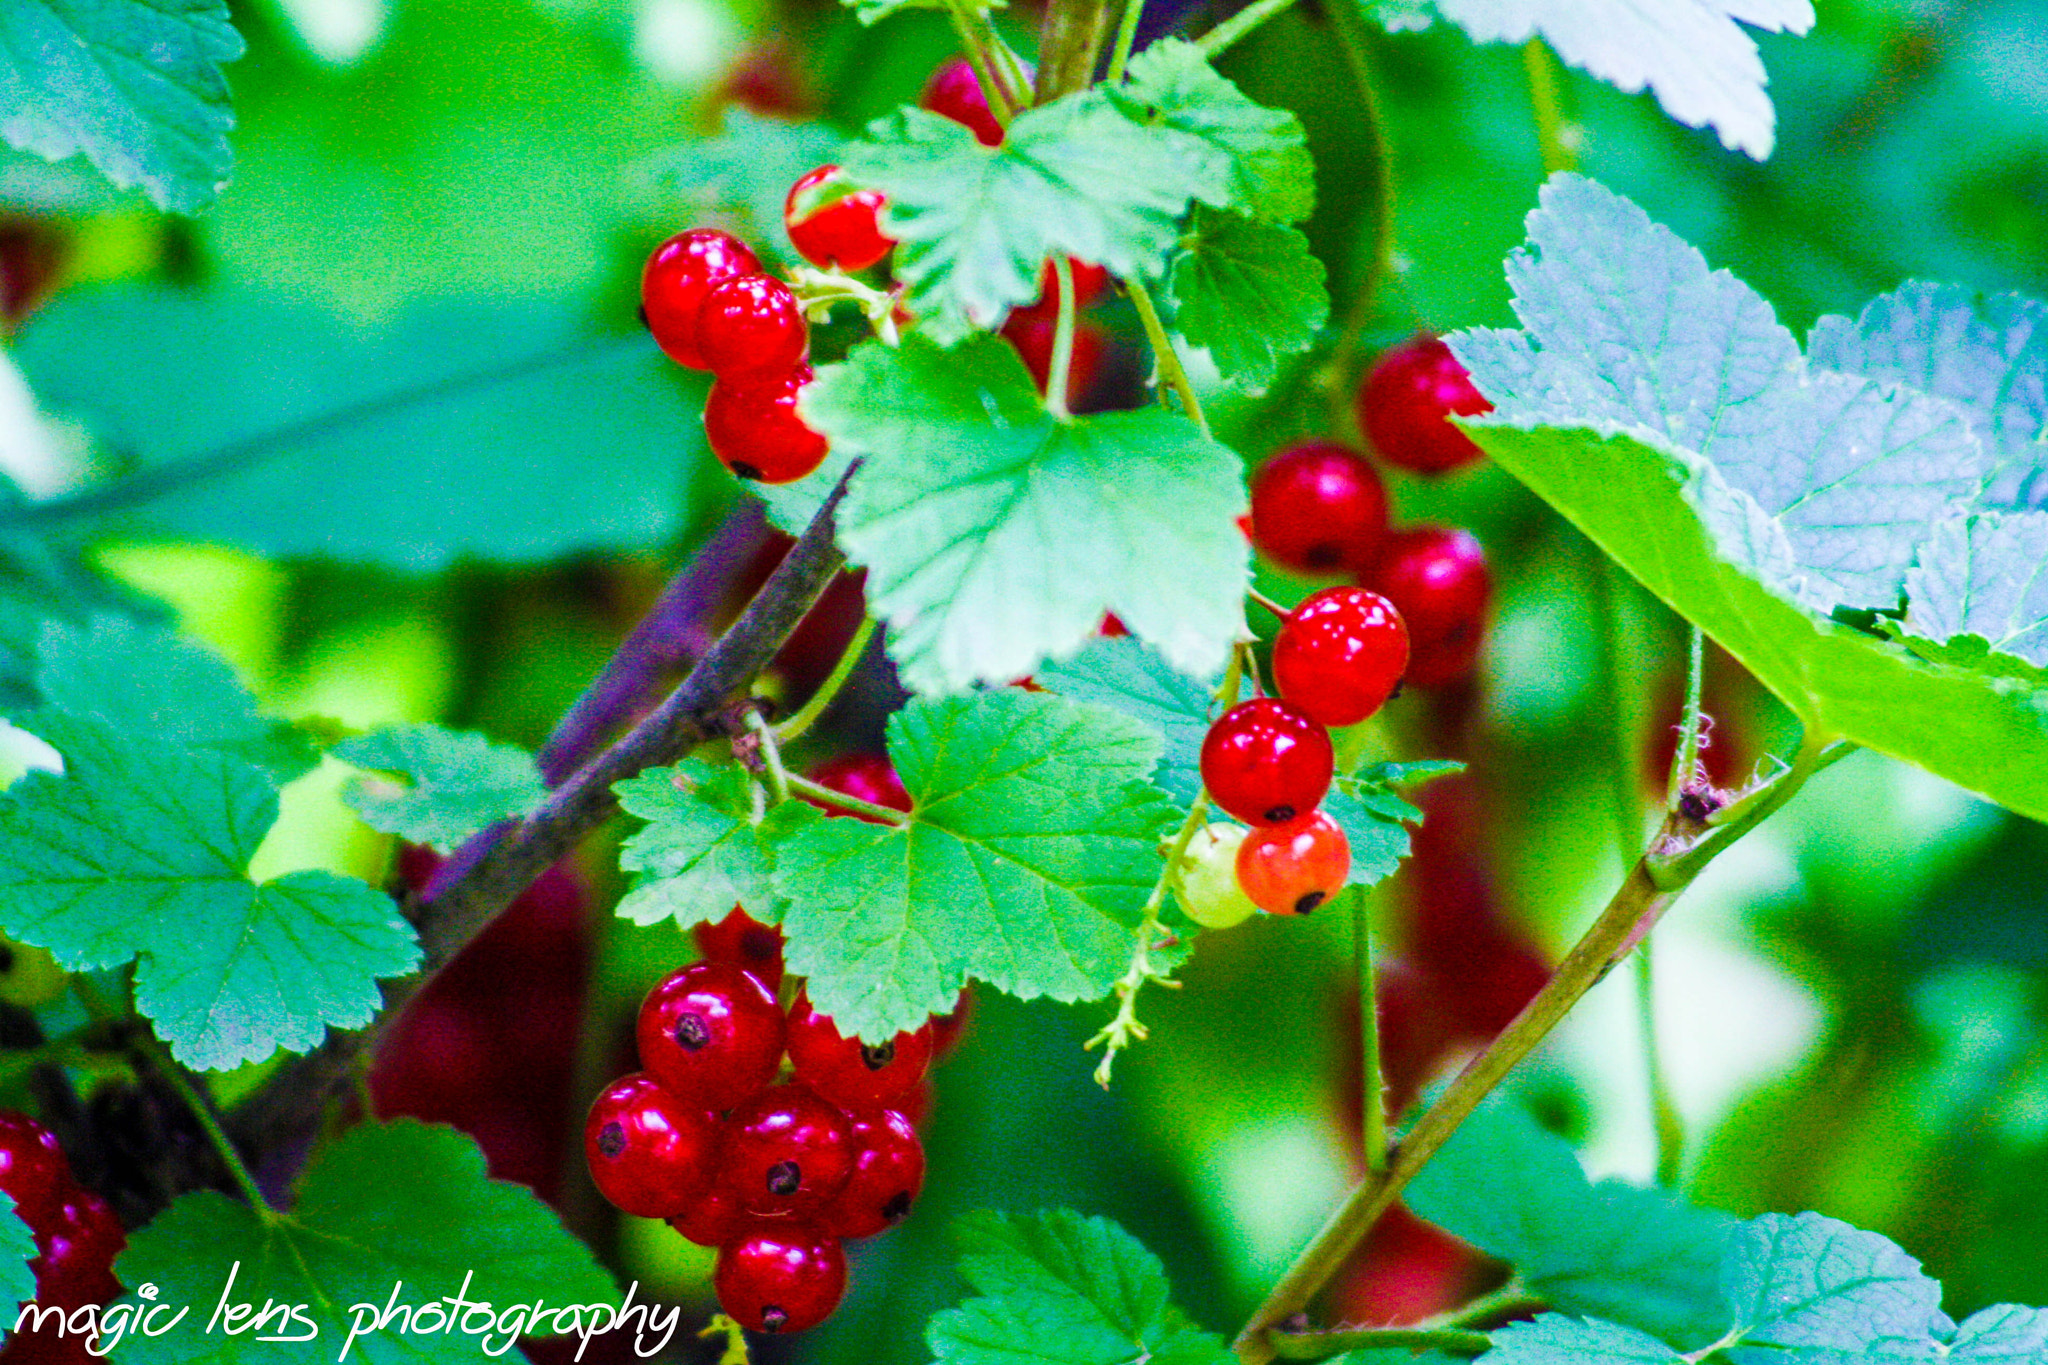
[1273,587,1410,727]
[802,753,912,823]
[0,1112,74,1228]
[715,1224,848,1334]
[668,1182,747,1248]
[787,999,934,1111]
[1248,443,1389,576]
[31,1191,123,1310]
[785,166,894,272]
[1236,810,1350,915]
[1000,312,1108,408]
[636,962,786,1109]
[643,229,761,369]
[705,364,830,484]
[818,1109,925,1239]
[583,1074,719,1218]
[921,57,1007,146]
[1357,335,1492,475]
[694,904,786,994]
[698,274,809,377]
[1199,698,1334,826]
[1365,527,1490,688]
[722,1084,856,1216]
[1008,258,1113,326]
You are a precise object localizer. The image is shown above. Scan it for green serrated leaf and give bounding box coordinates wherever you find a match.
[1721,1212,1944,1350]
[842,98,1221,339]
[803,335,1248,694]
[1482,1315,1685,1364]
[655,110,845,264]
[614,757,825,929]
[33,615,317,786]
[1321,777,1418,888]
[1943,1305,2048,1362]
[1115,40,1314,223]
[335,724,546,853]
[1035,637,1215,807]
[928,1209,1234,1365]
[1170,210,1329,391]
[111,1120,618,1364]
[774,690,1175,1040]
[1374,0,1812,160]
[0,0,244,213]
[14,289,703,571]
[1897,512,2048,679]
[0,1191,37,1327]
[1450,175,2048,823]
[1808,282,2048,509]
[1407,1096,1733,1346]
[0,711,418,1070]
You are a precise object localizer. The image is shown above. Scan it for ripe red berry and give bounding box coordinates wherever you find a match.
[698,274,809,377]
[803,753,912,822]
[921,57,1007,146]
[785,165,894,272]
[1365,527,1490,688]
[787,999,934,1111]
[636,962,786,1109]
[704,364,830,484]
[715,1224,848,1334]
[1236,810,1350,915]
[1009,258,1113,326]
[0,1112,74,1228]
[583,1074,719,1218]
[1357,335,1492,475]
[643,229,762,369]
[1200,698,1334,826]
[1273,587,1410,727]
[1000,312,1108,408]
[668,1182,747,1248]
[694,904,786,994]
[32,1191,124,1311]
[1248,443,1389,576]
[722,1084,856,1216]
[818,1109,925,1239]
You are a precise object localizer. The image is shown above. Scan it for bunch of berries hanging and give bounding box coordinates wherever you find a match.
[0,1112,125,1365]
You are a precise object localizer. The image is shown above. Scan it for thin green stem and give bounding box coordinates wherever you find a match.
[1355,893,1385,1173]
[1522,39,1576,174]
[784,772,909,826]
[1247,586,1289,619]
[990,38,1034,111]
[776,611,877,744]
[1438,1283,1548,1330]
[1198,0,1301,58]
[1270,1325,1491,1360]
[743,708,792,806]
[1638,944,1684,1184]
[944,0,1017,123]
[1127,277,1209,434]
[1105,0,1144,83]
[1047,256,1079,419]
[1667,626,1706,808]
[1231,732,1849,1364]
[1319,5,1393,437]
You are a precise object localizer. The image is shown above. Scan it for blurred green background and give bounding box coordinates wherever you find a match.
[3,0,2047,1359]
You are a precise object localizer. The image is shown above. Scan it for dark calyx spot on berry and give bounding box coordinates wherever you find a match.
[597,1122,627,1159]
[765,1160,802,1195]
[636,304,649,329]
[859,1040,896,1072]
[1263,803,1297,823]
[676,1012,713,1051]
[883,1191,913,1224]
[762,1306,789,1333]
[1293,891,1326,915]
[732,462,764,481]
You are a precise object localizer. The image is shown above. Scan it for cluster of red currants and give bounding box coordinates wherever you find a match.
[0,1114,124,1365]
[1249,335,1494,689]
[584,753,941,1338]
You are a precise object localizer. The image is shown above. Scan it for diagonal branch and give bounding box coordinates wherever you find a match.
[226,474,853,1175]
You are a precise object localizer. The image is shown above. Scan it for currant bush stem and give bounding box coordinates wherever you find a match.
[1355,891,1386,1173]
[783,772,910,826]
[1268,1324,1492,1360]
[1667,626,1706,809]
[1127,276,1211,435]
[1037,0,1114,99]
[1047,255,1080,419]
[1231,728,1847,1364]
[1104,0,1144,84]
[1522,38,1577,174]
[945,0,1018,123]
[776,610,877,744]
[224,469,857,1176]
[1197,0,1301,60]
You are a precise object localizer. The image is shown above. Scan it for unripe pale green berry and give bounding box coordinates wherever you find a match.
[1172,823,1258,929]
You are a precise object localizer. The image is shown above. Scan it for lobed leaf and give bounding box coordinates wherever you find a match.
[1169,210,1330,391]
[1115,40,1315,224]
[1720,1212,1945,1352]
[1482,1315,1685,1364]
[1035,637,1213,807]
[614,758,824,929]
[335,724,547,853]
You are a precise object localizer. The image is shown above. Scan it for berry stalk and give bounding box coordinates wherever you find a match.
[1126,275,1209,434]
[783,772,912,826]
[776,611,879,745]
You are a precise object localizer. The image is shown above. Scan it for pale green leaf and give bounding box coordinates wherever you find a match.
[1321,776,1420,888]
[1035,637,1214,807]
[1897,512,2048,678]
[0,712,419,1069]
[1116,40,1314,223]
[1720,1212,1944,1351]
[927,1209,1234,1365]
[613,757,824,929]
[1170,210,1329,391]
[34,615,317,785]
[803,336,1248,694]
[0,0,244,212]
[1481,1315,1685,1364]
[111,1121,618,1364]
[774,690,1175,1040]
[1944,1305,2048,1363]
[335,724,546,853]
